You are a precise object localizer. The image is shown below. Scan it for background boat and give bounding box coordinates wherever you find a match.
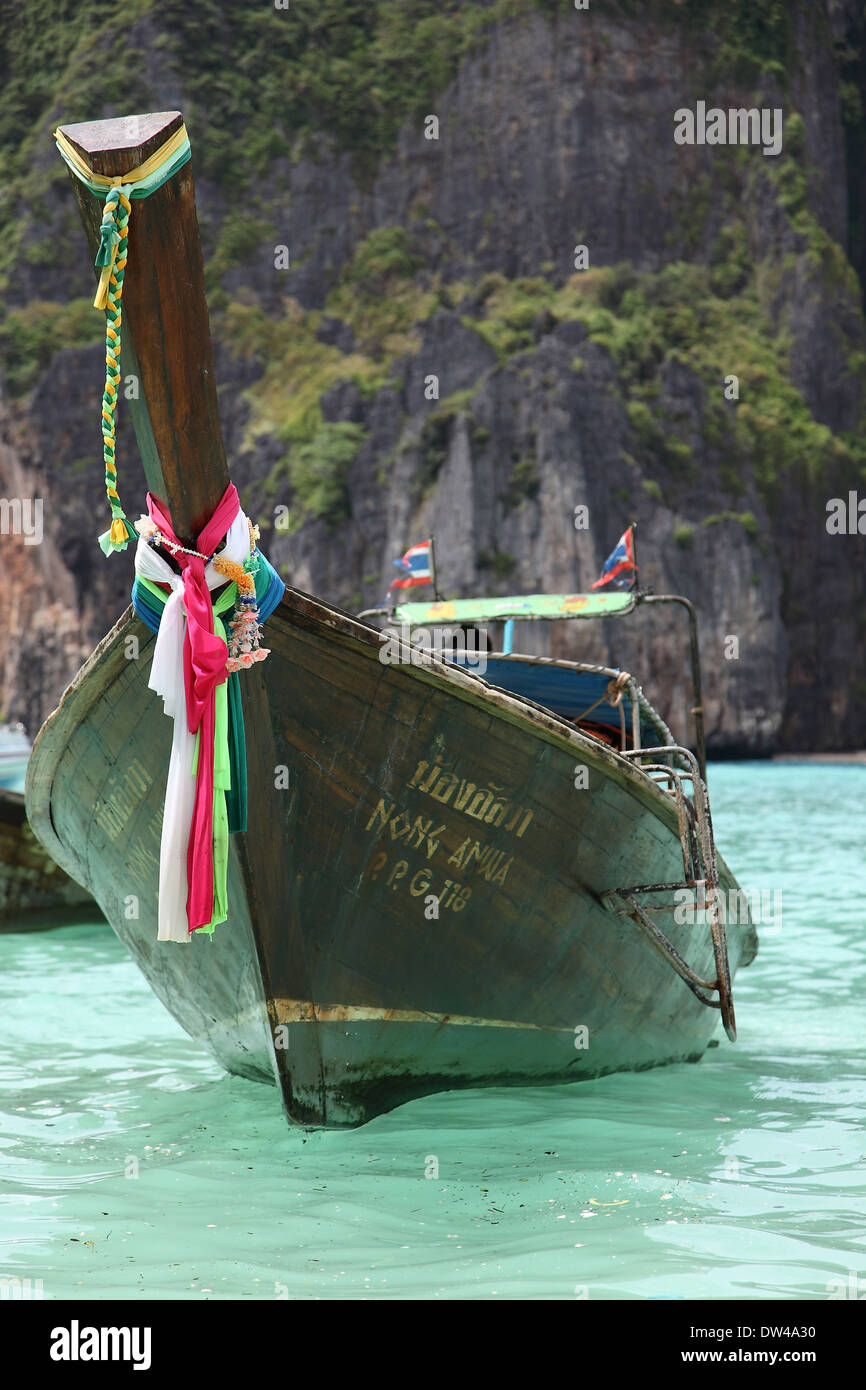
[0,722,29,793]
[0,722,96,926]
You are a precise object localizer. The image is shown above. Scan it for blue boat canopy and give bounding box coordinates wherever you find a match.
[446,655,669,748]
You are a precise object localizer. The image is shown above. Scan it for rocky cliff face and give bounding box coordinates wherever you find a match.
[0,0,864,753]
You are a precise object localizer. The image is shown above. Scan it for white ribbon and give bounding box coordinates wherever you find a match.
[134,511,252,941]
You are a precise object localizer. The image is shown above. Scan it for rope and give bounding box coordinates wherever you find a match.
[97,185,134,554]
[607,671,630,748]
[571,670,632,725]
[53,122,192,554]
[54,123,191,198]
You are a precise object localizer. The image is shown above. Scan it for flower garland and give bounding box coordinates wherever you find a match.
[136,515,272,677]
[131,486,284,941]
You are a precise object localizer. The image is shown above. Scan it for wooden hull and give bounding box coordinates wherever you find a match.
[0,788,96,926]
[26,587,757,1127]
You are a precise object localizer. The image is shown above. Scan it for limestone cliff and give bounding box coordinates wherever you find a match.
[0,0,864,752]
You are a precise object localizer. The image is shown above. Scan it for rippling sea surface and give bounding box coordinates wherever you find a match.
[1,762,864,1301]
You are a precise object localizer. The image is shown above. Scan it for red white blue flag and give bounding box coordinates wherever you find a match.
[591,526,637,591]
[390,540,432,590]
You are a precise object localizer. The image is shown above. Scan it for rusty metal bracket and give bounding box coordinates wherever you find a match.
[604,889,736,1040]
[605,744,737,1042]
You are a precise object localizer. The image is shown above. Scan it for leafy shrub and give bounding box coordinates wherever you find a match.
[277,420,368,529]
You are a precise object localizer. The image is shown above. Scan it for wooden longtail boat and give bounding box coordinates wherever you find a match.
[26,112,757,1128]
[0,724,94,925]
[0,789,95,926]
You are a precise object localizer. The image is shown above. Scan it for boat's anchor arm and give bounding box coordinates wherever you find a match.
[607,744,737,1042]
[603,889,737,1040]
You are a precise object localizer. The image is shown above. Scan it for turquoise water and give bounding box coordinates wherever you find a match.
[1,762,864,1300]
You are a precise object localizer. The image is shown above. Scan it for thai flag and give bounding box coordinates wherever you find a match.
[591,526,637,591]
[390,540,432,590]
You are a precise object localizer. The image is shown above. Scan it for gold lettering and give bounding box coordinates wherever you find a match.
[425,824,446,859]
[453,779,477,811]
[479,850,504,881]
[470,844,492,870]
[409,867,432,896]
[408,814,433,848]
[409,814,445,857]
[492,856,513,886]
[448,838,471,868]
[515,810,533,837]
[431,770,459,804]
[387,859,409,889]
[366,799,393,835]
[389,810,413,843]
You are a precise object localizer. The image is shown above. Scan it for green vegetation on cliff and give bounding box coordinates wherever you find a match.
[0,0,815,288]
[229,217,864,524]
[0,0,862,531]
[222,226,436,444]
[0,299,102,396]
[464,251,865,498]
[612,0,795,83]
[273,420,369,530]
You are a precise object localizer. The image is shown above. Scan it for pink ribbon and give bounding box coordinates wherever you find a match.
[146,484,241,931]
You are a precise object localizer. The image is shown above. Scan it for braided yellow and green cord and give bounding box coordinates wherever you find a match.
[96,185,138,555]
[54,122,192,556]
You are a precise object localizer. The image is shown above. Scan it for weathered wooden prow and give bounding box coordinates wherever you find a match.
[54,113,308,1098]
[57,111,229,544]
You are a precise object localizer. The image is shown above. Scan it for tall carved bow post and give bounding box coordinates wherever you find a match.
[55,113,285,941]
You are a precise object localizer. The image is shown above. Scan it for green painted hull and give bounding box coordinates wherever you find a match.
[27,587,757,1128]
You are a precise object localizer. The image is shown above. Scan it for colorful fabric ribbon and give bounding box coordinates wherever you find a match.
[131,485,284,941]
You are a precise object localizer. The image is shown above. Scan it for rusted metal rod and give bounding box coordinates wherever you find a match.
[638,594,707,784]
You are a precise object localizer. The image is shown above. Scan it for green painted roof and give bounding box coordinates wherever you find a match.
[392,591,636,625]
